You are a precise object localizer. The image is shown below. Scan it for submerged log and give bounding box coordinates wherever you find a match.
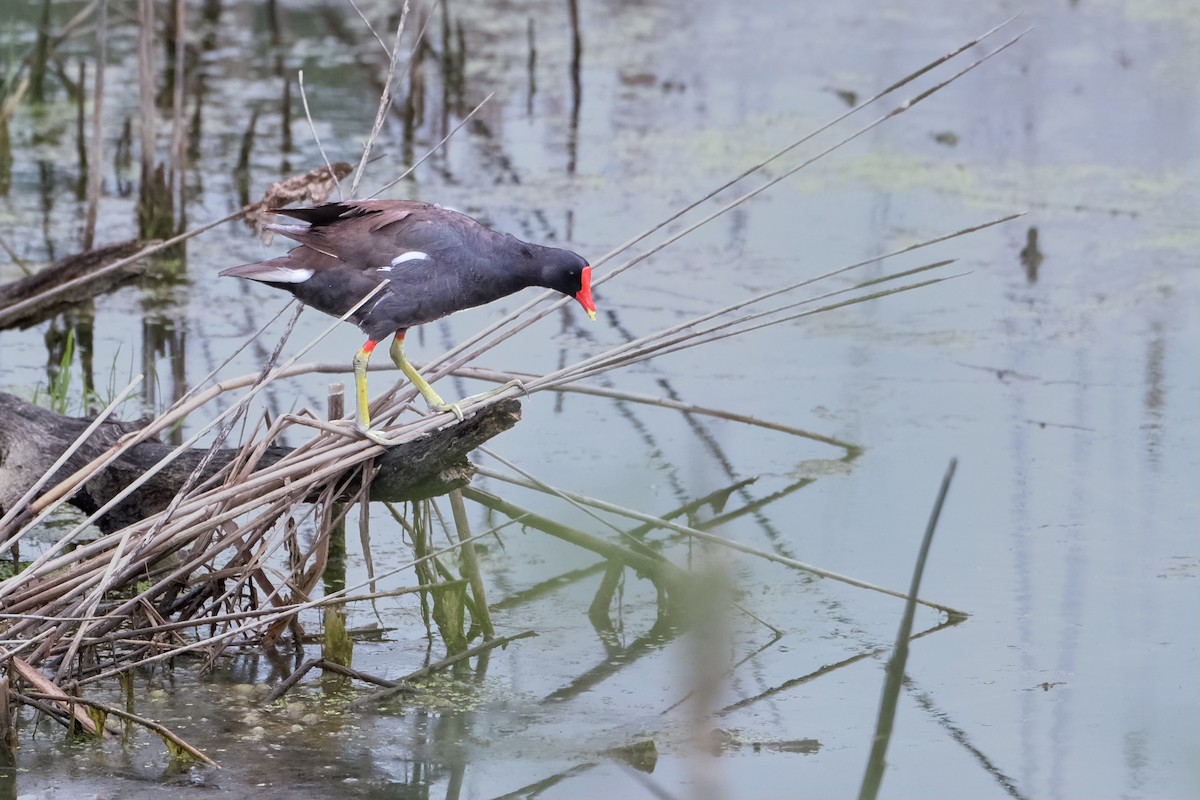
[0,240,146,330]
[0,392,520,535]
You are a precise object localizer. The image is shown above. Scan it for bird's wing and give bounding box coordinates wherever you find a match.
[269,202,444,270]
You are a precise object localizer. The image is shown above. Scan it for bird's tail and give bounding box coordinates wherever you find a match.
[218,256,314,284]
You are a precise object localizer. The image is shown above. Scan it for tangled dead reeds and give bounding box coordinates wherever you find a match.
[0,8,1021,770]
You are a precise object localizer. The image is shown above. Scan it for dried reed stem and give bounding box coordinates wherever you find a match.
[349,0,410,197]
[19,689,217,765]
[82,0,106,248]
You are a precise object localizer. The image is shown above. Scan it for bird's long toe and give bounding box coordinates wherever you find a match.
[429,400,466,421]
[353,422,400,446]
[453,380,526,410]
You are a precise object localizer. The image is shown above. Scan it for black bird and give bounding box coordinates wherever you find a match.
[220,200,595,443]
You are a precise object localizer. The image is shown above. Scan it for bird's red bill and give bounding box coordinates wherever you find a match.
[576,265,597,320]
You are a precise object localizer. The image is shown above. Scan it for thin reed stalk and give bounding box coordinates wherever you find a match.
[348,0,409,196]
[82,0,106,249]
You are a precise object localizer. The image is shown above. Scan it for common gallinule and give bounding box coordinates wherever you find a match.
[221,200,595,443]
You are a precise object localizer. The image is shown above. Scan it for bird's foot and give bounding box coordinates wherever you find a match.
[492,378,529,398]
[421,380,525,421]
[428,400,465,421]
[428,380,526,420]
[353,421,401,446]
[447,380,527,415]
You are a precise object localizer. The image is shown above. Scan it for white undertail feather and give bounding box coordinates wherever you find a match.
[248,266,314,283]
[264,223,308,236]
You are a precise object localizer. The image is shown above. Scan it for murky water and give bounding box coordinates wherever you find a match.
[1,1,1197,798]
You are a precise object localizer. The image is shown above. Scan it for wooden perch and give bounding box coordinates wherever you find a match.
[0,392,521,535]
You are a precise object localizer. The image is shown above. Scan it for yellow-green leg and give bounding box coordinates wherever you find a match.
[390,334,525,418]
[389,334,464,420]
[352,340,396,445]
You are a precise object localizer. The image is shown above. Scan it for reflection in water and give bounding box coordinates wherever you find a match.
[43,307,95,411]
[545,615,681,704]
[0,115,11,197]
[567,0,583,176]
[438,2,468,118]
[604,308,814,558]
[526,18,538,117]
[906,677,1030,800]
[1019,226,1043,284]
[36,161,56,261]
[234,108,260,209]
[113,118,135,197]
[141,311,188,442]
[1142,320,1165,468]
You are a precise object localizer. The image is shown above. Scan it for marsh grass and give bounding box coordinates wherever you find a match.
[0,5,1021,769]
[43,327,76,415]
[858,459,958,800]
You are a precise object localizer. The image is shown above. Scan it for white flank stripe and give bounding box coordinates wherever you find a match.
[391,251,430,266]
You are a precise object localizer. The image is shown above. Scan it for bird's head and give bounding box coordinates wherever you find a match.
[543,249,596,320]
